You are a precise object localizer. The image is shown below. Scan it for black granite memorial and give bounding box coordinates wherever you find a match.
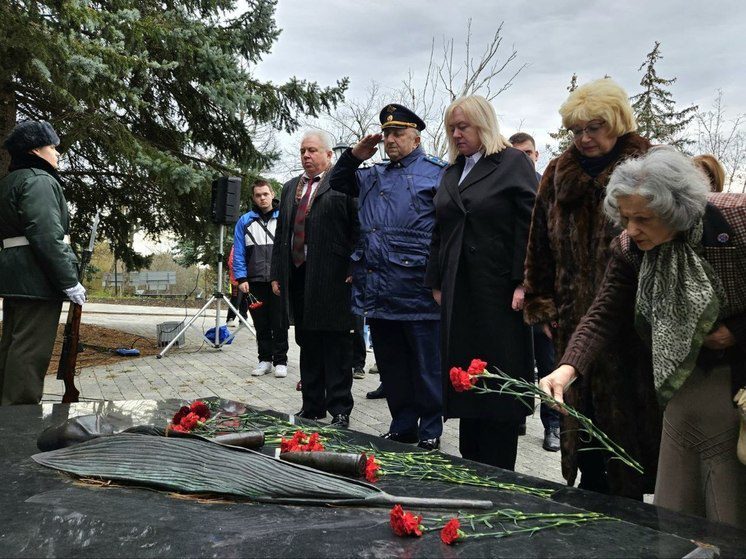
[1,398,745,558]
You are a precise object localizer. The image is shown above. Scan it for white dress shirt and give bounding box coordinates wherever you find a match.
[458,151,483,185]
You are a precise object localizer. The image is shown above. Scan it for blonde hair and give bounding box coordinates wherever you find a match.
[444,95,509,163]
[692,154,725,192]
[559,78,637,137]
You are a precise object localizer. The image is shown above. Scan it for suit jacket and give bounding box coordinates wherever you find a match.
[271,168,359,332]
[425,147,537,420]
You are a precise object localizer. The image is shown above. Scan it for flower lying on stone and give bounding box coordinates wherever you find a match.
[389,505,423,537]
[364,454,380,482]
[440,518,464,545]
[280,430,325,452]
[168,400,211,433]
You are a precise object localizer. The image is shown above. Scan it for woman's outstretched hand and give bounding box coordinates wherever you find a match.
[538,364,578,414]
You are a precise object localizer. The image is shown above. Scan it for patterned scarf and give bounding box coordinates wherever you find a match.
[294,167,329,213]
[635,219,726,404]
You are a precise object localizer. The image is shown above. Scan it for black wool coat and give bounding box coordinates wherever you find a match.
[425,147,537,421]
[271,169,359,332]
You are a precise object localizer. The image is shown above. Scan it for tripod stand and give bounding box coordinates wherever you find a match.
[157,224,255,359]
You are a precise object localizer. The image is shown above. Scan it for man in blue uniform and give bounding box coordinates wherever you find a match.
[329,104,445,450]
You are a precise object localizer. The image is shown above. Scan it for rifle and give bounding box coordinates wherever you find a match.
[57,212,100,403]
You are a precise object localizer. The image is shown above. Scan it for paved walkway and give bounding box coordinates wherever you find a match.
[34,302,564,485]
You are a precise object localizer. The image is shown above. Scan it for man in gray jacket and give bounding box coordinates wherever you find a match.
[0,120,86,405]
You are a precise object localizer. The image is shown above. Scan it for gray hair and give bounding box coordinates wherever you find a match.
[301,129,333,152]
[604,146,710,232]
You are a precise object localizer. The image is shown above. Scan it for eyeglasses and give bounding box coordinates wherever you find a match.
[569,120,606,139]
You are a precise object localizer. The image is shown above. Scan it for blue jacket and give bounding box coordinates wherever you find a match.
[329,146,445,320]
[232,201,279,283]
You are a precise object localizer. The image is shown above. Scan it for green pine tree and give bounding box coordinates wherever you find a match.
[630,42,696,150]
[0,0,348,268]
[546,73,577,157]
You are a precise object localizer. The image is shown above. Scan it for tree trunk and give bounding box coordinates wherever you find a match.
[0,78,16,175]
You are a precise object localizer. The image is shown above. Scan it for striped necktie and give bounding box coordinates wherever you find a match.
[291,176,318,267]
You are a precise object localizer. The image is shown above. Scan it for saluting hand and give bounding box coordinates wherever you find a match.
[351,134,383,161]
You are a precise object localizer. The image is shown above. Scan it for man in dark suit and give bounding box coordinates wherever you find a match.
[270,130,359,427]
[509,132,560,453]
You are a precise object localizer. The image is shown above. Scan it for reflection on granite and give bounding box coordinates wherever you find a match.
[0,399,743,557]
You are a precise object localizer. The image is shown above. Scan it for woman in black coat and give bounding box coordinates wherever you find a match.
[425,95,537,469]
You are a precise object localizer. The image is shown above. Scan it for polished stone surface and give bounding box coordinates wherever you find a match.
[1,399,744,558]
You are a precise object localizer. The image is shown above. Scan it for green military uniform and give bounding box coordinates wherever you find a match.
[0,166,79,404]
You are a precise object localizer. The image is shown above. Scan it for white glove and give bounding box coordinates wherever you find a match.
[64,282,87,306]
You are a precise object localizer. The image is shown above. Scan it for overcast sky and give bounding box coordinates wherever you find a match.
[252,0,745,172]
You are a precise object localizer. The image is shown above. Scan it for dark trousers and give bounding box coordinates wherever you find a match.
[248,281,288,366]
[369,318,442,440]
[290,264,353,417]
[459,417,520,471]
[533,325,560,430]
[0,298,62,405]
[351,315,366,370]
[226,284,248,322]
[575,395,610,493]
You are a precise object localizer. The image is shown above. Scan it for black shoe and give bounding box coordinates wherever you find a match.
[331,414,350,428]
[366,384,385,399]
[542,426,560,452]
[417,438,440,451]
[295,409,326,421]
[352,367,365,380]
[518,422,527,436]
[380,431,418,444]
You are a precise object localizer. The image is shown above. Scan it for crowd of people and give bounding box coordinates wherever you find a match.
[1,76,744,529]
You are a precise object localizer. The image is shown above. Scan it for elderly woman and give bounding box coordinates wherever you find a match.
[542,147,746,528]
[523,78,655,498]
[425,95,537,469]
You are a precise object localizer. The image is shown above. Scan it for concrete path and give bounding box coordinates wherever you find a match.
[35,302,564,485]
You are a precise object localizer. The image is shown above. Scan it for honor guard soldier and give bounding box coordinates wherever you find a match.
[330,104,446,450]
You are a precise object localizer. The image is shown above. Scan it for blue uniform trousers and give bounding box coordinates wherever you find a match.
[368,318,442,440]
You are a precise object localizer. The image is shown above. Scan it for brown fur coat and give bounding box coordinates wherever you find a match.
[523,133,661,499]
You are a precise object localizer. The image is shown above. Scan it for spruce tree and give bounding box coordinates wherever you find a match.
[630,42,696,150]
[0,1,348,267]
[546,73,577,157]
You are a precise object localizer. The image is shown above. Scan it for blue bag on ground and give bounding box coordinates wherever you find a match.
[205,325,233,344]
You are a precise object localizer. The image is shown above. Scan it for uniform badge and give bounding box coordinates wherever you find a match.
[717,232,730,244]
[386,115,393,122]
[386,105,396,113]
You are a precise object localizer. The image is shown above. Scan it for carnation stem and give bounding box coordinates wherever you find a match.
[472,368,644,474]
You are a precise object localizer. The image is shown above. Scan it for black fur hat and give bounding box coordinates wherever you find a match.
[3,120,60,154]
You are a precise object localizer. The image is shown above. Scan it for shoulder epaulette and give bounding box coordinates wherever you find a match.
[424,154,448,167]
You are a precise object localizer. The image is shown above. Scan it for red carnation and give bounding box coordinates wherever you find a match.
[280,431,325,453]
[467,358,488,375]
[171,405,190,426]
[440,518,463,545]
[450,367,476,392]
[249,301,264,310]
[301,432,325,451]
[189,400,211,420]
[179,412,202,431]
[364,454,380,482]
[389,505,423,537]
